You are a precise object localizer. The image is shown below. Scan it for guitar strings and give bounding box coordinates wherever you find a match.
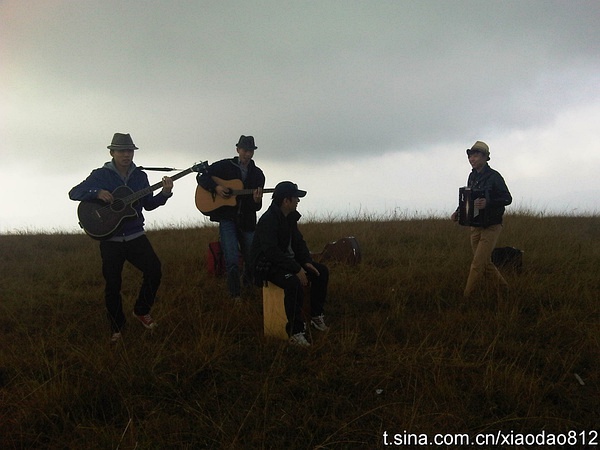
[92,191,146,215]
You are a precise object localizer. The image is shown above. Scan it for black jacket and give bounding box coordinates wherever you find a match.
[250,203,313,277]
[197,157,265,231]
[464,164,512,227]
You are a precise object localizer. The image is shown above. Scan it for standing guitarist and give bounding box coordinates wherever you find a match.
[68,133,174,342]
[197,135,265,301]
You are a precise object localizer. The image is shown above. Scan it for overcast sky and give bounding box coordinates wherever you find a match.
[1,0,599,233]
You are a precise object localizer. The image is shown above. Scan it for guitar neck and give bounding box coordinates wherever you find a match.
[124,167,194,204]
[231,188,276,195]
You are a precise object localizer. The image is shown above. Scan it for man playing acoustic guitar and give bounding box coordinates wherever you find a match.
[196,135,265,301]
[69,133,174,342]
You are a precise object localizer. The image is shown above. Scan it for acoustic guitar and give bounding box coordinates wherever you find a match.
[78,162,207,240]
[195,176,275,215]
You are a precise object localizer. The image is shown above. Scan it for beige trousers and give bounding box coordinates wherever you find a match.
[464,224,508,298]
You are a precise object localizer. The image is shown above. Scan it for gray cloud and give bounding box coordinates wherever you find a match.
[2,0,599,167]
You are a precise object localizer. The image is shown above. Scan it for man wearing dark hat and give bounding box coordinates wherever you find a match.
[197,135,265,301]
[451,140,512,299]
[69,133,174,342]
[250,181,330,347]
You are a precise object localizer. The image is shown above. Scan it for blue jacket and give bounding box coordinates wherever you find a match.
[69,161,171,239]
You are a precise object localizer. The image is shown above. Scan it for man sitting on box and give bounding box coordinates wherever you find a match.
[251,181,329,347]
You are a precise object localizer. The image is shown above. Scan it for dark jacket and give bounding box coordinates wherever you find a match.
[197,157,265,231]
[69,161,171,239]
[251,203,313,278]
[464,164,512,227]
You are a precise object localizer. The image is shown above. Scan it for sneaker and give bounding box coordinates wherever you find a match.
[110,332,122,343]
[289,332,311,347]
[133,312,157,329]
[310,314,329,331]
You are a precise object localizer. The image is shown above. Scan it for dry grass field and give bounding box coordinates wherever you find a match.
[0,213,598,449]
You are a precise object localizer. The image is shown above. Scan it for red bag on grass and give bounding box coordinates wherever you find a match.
[206,241,225,276]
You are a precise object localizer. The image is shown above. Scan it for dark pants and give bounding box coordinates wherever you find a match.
[99,235,162,332]
[267,261,329,336]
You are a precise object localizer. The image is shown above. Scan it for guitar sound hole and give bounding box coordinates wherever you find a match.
[111,199,125,212]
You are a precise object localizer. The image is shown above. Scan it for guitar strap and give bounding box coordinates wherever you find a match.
[137,166,182,171]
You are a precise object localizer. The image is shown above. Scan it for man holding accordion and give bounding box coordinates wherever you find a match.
[451,141,512,300]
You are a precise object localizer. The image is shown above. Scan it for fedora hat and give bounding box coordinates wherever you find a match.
[236,135,257,150]
[466,140,490,160]
[272,181,307,200]
[107,133,138,150]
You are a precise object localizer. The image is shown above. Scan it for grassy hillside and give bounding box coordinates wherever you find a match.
[0,213,598,448]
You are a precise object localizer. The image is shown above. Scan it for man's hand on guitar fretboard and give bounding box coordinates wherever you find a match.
[160,176,174,196]
[253,187,264,203]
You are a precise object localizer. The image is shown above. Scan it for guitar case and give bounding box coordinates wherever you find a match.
[312,236,361,266]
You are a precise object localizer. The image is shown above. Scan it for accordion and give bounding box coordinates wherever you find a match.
[458,187,487,226]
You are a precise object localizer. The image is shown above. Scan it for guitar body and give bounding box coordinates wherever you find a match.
[195,177,245,215]
[77,185,138,240]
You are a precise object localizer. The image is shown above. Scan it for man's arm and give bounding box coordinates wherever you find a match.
[68,169,106,202]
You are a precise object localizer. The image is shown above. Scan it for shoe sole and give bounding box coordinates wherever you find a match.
[310,321,329,332]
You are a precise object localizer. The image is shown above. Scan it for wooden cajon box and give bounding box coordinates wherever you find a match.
[262,282,311,340]
[262,282,288,340]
